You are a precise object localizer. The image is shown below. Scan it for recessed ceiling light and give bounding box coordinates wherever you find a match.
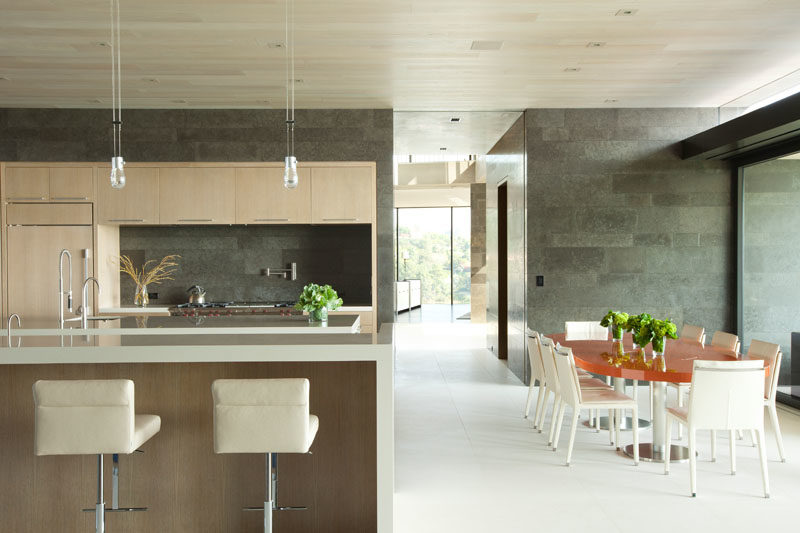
[587,41,606,48]
[564,67,581,72]
[450,117,461,123]
[615,9,637,16]
[439,147,447,151]
[470,40,503,51]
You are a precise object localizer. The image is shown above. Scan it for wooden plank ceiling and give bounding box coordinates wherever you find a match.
[0,0,799,110]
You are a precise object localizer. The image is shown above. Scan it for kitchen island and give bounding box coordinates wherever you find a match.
[4,313,361,336]
[0,323,394,533]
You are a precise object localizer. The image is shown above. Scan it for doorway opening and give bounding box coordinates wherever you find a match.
[395,206,470,322]
[497,181,508,359]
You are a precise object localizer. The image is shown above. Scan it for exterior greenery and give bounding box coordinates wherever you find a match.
[397,208,470,305]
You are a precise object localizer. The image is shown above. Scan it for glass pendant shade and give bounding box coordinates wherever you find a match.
[110,156,126,189]
[284,156,298,189]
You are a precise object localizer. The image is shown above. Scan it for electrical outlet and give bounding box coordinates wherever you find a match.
[536,275,544,287]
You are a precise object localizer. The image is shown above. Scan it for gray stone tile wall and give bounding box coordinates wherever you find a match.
[119,225,372,306]
[0,108,394,323]
[742,158,800,384]
[525,108,735,340]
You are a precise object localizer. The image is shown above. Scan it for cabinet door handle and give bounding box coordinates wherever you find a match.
[178,218,214,222]
[322,217,358,222]
[7,196,46,201]
[255,218,290,222]
[108,218,145,222]
[52,196,89,201]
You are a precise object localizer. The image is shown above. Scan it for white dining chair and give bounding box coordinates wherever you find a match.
[713,340,785,462]
[551,346,639,466]
[539,336,611,446]
[680,324,706,344]
[664,359,769,498]
[668,323,707,437]
[524,330,548,428]
[711,330,741,354]
[565,321,608,341]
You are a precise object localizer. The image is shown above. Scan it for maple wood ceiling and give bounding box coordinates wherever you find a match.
[0,0,799,110]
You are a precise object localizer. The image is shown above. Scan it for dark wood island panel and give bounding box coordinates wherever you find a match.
[0,361,377,533]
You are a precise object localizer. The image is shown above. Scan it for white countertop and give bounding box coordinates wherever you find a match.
[2,314,360,336]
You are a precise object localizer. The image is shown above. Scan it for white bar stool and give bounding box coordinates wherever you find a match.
[33,379,161,533]
[212,378,319,533]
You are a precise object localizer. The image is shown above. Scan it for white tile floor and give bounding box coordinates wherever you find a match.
[394,322,800,533]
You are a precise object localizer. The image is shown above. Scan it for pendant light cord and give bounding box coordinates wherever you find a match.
[110,0,122,159]
[285,0,295,159]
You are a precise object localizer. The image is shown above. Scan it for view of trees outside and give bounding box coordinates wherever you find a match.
[397,207,470,304]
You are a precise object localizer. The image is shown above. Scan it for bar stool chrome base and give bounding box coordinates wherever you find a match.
[622,442,692,463]
[583,415,650,431]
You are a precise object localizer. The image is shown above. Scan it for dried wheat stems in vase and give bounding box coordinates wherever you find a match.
[119,254,181,286]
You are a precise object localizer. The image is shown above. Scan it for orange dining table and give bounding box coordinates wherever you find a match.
[548,332,761,463]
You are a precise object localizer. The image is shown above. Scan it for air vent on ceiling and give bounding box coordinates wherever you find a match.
[450,117,461,123]
[439,147,447,151]
[470,40,503,51]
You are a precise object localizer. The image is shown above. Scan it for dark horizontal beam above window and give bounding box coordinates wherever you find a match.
[682,93,800,160]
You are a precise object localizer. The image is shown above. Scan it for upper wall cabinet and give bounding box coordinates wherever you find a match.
[311,166,374,224]
[97,167,160,224]
[235,167,311,224]
[159,167,236,224]
[4,166,93,202]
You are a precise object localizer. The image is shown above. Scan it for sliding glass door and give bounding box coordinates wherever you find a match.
[740,151,800,408]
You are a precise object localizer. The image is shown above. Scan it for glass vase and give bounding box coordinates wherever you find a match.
[652,335,666,356]
[134,284,148,307]
[611,325,623,341]
[309,307,328,324]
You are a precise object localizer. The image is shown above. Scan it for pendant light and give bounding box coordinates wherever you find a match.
[109,0,125,189]
[283,0,298,189]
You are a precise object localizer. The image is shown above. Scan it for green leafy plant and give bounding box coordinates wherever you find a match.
[294,283,343,312]
[600,310,629,339]
[626,313,654,347]
[645,318,678,353]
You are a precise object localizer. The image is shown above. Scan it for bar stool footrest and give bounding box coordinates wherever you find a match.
[82,507,148,513]
[243,506,308,512]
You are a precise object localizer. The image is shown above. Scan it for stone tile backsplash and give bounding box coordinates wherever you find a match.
[119,225,372,306]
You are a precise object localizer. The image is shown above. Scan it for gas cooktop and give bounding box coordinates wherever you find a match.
[169,301,300,317]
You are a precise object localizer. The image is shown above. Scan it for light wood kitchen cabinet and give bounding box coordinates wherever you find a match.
[6,225,94,322]
[49,167,93,201]
[3,166,94,202]
[158,167,235,224]
[235,167,311,224]
[3,167,49,201]
[97,166,160,224]
[311,166,374,223]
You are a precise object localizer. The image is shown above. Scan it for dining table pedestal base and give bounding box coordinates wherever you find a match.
[623,443,691,463]
[583,416,651,431]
